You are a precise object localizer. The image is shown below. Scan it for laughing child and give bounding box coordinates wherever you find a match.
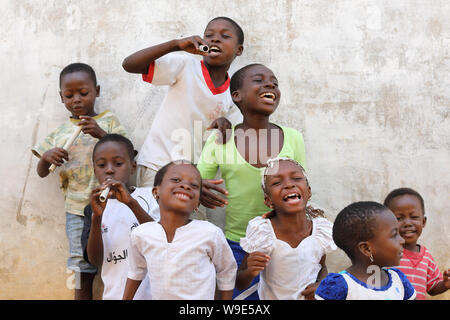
[197,63,307,299]
[384,188,450,299]
[236,158,336,300]
[122,161,236,300]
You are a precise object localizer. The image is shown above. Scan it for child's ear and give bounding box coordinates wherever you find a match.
[152,187,159,202]
[96,85,100,97]
[59,91,64,103]
[235,45,243,57]
[422,215,427,228]
[357,241,373,261]
[130,160,137,175]
[231,90,242,105]
[264,194,273,209]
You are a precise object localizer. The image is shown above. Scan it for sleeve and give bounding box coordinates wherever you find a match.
[425,251,444,292]
[81,205,93,264]
[142,52,188,86]
[106,113,128,137]
[31,128,58,159]
[291,129,307,172]
[390,268,416,300]
[196,131,219,179]
[211,227,238,291]
[240,217,275,255]
[315,273,348,300]
[313,218,337,254]
[127,230,149,281]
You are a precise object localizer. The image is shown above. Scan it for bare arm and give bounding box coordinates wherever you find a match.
[122,36,208,74]
[428,269,450,296]
[86,187,107,267]
[36,148,68,177]
[216,290,233,300]
[122,278,142,300]
[235,252,270,290]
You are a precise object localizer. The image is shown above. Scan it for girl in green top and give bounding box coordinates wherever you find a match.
[197,63,307,299]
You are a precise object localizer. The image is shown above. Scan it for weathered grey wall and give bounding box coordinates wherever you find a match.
[1,0,448,299]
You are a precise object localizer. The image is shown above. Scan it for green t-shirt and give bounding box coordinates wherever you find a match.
[197,124,307,242]
[32,110,128,216]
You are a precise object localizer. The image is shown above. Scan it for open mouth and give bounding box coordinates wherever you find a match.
[259,91,276,102]
[283,193,301,203]
[209,45,221,53]
[174,192,191,201]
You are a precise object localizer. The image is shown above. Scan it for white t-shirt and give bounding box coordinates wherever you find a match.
[100,187,160,300]
[240,216,337,300]
[315,268,417,300]
[127,220,237,300]
[137,52,243,170]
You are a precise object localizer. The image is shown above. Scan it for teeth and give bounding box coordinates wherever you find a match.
[175,192,189,200]
[260,92,275,100]
[283,193,300,200]
[210,46,220,52]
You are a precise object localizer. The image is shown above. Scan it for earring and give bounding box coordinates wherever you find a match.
[369,252,374,262]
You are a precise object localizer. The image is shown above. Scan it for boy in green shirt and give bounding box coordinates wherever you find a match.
[197,63,307,299]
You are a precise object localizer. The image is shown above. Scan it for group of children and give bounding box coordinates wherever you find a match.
[32,16,449,300]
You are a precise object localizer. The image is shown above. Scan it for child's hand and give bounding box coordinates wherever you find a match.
[200,179,228,209]
[301,282,320,300]
[107,180,135,207]
[246,252,270,277]
[207,117,232,144]
[90,185,108,217]
[78,116,107,139]
[41,147,69,167]
[176,36,209,57]
[443,269,450,289]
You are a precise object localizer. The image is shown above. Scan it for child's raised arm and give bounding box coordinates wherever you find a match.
[122,36,209,74]
[86,186,109,266]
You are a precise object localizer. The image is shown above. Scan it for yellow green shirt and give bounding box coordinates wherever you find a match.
[32,110,128,216]
[197,124,307,242]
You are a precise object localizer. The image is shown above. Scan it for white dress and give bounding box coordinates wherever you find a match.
[240,216,336,300]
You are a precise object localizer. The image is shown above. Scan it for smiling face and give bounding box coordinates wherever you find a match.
[386,194,426,251]
[263,160,311,214]
[202,18,243,67]
[232,64,281,116]
[153,163,201,215]
[93,141,136,185]
[60,71,99,119]
[366,210,405,267]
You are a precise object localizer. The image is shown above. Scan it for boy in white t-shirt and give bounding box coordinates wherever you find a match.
[81,134,159,300]
[122,17,244,190]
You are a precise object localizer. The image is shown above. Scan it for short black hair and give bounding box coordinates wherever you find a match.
[333,201,388,260]
[230,63,264,95]
[383,187,425,214]
[60,62,97,87]
[153,160,202,191]
[207,16,244,45]
[92,134,136,162]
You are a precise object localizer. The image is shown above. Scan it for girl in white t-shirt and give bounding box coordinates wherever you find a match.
[236,157,336,300]
[82,134,159,300]
[123,161,237,300]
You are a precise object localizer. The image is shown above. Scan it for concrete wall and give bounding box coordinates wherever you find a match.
[1,0,448,299]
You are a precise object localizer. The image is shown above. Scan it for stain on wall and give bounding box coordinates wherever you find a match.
[0,0,448,299]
